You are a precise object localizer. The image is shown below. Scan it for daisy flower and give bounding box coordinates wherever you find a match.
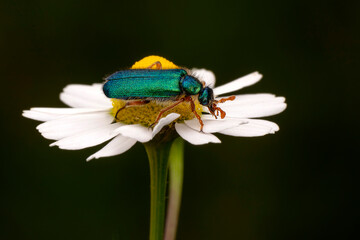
[23,56,286,161]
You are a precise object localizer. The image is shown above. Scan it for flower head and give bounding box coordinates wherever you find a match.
[23,56,286,160]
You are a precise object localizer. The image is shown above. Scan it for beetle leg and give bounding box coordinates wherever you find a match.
[207,96,235,120]
[147,61,162,70]
[150,98,185,128]
[115,100,151,120]
[186,96,204,132]
[208,107,218,119]
[150,96,204,132]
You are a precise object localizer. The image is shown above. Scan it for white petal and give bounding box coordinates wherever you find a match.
[213,72,262,96]
[23,107,112,122]
[86,135,137,161]
[114,124,153,143]
[91,83,103,89]
[50,123,120,150]
[22,110,62,122]
[175,123,221,145]
[36,112,114,140]
[205,94,286,118]
[250,119,279,132]
[152,113,180,137]
[219,119,279,137]
[30,107,108,115]
[191,68,216,88]
[220,101,287,118]
[184,117,246,133]
[60,84,112,108]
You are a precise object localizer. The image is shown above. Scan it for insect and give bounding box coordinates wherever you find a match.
[103,61,235,131]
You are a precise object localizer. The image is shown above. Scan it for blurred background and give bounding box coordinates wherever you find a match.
[1,0,358,239]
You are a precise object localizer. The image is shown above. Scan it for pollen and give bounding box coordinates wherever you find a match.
[111,98,202,127]
[110,56,203,127]
[131,55,179,69]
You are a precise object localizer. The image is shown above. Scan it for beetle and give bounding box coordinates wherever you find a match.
[103,61,235,131]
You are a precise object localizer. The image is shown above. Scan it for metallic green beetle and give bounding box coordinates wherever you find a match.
[103,63,234,130]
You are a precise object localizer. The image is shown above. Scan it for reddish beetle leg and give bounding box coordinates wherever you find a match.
[147,61,162,70]
[150,96,205,131]
[114,100,151,120]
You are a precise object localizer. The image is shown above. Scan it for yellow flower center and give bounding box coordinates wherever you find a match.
[110,56,203,127]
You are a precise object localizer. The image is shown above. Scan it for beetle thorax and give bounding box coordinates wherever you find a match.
[180,75,202,95]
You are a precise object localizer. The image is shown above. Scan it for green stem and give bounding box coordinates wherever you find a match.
[164,138,184,240]
[144,140,173,240]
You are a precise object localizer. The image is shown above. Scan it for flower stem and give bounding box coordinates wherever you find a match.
[144,140,173,240]
[164,138,184,240]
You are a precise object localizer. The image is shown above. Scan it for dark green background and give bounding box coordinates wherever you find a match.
[1,0,358,239]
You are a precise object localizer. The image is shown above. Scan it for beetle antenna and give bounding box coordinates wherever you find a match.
[208,95,236,119]
[218,95,236,103]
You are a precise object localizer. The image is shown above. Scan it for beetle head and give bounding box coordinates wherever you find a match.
[198,87,226,119]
